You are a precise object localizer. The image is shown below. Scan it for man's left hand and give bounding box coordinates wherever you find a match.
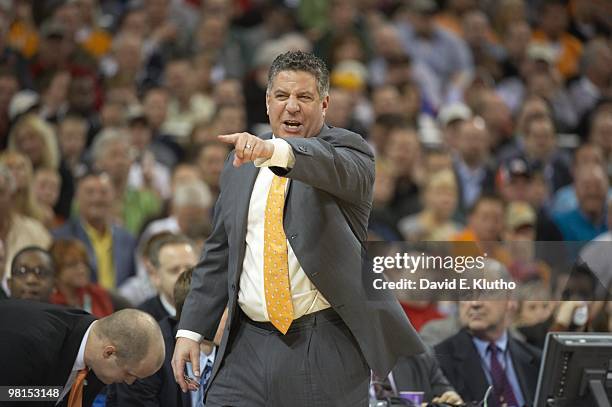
[431,390,463,405]
[218,132,274,167]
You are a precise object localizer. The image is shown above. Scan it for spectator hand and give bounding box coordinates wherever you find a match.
[218,132,274,167]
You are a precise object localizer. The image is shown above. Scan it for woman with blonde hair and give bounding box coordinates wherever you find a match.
[398,169,462,242]
[8,113,74,219]
[8,113,59,170]
[0,151,44,223]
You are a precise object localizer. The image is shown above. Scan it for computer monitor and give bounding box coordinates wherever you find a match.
[534,332,612,407]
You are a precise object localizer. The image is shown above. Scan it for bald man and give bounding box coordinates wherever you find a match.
[0,300,165,406]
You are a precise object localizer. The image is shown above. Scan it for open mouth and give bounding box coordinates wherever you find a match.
[283,120,302,129]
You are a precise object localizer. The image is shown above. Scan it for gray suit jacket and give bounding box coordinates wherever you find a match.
[178,126,424,381]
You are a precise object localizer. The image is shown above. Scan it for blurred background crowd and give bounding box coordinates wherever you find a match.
[0,0,611,392]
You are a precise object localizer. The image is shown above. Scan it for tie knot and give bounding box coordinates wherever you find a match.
[488,342,499,355]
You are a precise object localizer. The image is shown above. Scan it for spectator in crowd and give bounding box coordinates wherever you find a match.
[568,38,612,123]
[437,102,472,152]
[126,107,172,200]
[453,117,496,211]
[435,260,541,406]
[453,194,505,257]
[368,159,401,241]
[399,169,461,242]
[57,113,89,179]
[140,180,213,248]
[385,124,424,219]
[588,110,612,175]
[396,0,473,100]
[195,142,229,200]
[49,239,116,318]
[139,234,198,321]
[531,0,583,80]
[501,201,552,283]
[162,58,215,144]
[472,89,514,155]
[0,151,45,223]
[554,164,609,243]
[33,167,63,228]
[53,171,136,290]
[551,143,611,215]
[6,245,56,302]
[7,113,75,219]
[90,128,162,235]
[497,155,564,242]
[0,163,51,280]
[0,301,165,406]
[514,281,555,329]
[520,114,572,193]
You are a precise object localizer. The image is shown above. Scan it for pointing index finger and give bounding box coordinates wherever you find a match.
[217,134,239,145]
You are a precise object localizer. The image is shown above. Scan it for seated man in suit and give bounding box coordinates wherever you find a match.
[435,261,541,407]
[53,171,137,291]
[7,245,56,302]
[138,234,198,321]
[371,348,464,405]
[0,300,165,407]
[108,267,227,406]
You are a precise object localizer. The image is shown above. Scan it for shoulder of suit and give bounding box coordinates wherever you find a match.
[319,126,373,155]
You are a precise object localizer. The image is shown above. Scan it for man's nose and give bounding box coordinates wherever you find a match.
[285,96,300,113]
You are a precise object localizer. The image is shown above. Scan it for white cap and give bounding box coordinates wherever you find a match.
[437,102,472,127]
[9,90,40,121]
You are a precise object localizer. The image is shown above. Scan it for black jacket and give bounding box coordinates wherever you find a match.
[0,299,103,407]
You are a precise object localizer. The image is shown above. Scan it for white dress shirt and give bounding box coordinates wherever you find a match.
[57,321,95,405]
[178,138,329,342]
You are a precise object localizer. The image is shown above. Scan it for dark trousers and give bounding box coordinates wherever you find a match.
[206,308,370,407]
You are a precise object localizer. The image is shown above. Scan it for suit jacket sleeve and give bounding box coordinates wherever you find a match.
[271,128,375,204]
[177,164,230,341]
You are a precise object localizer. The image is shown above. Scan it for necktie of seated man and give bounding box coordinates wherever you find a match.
[488,343,519,407]
[264,175,294,334]
[67,368,89,407]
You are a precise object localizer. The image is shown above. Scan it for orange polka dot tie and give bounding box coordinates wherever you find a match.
[264,175,294,334]
[67,368,88,407]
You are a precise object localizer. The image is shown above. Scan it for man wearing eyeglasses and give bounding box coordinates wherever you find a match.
[7,245,56,302]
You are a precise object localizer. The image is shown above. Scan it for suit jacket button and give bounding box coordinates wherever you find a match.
[290,234,297,239]
[298,146,306,152]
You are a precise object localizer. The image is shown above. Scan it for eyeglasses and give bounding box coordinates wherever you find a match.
[12,266,53,279]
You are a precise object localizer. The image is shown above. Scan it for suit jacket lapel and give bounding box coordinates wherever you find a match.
[508,337,538,405]
[454,330,490,403]
[232,162,259,285]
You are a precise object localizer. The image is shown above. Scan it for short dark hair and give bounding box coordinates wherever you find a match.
[11,246,55,275]
[267,51,330,98]
[174,267,194,321]
[148,233,194,268]
[468,193,505,216]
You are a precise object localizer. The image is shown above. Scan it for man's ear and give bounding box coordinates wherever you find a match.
[102,345,116,359]
[148,264,161,288]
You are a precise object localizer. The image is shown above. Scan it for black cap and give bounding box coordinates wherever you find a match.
[500,156,532,182]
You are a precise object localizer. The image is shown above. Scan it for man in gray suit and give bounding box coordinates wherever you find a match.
[172,51,423,406]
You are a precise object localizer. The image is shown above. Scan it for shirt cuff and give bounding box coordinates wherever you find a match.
[176,329,203,343]
[254,138,295,168]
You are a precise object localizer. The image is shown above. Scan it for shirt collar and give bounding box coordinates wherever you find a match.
[472,330,509,359]
[159,294,176,318]
[75,321,96,371]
